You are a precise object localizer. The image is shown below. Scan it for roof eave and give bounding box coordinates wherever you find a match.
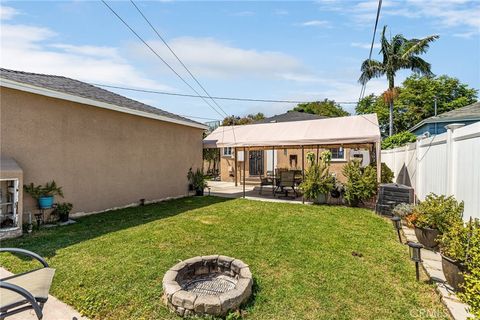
[0,78,208,130]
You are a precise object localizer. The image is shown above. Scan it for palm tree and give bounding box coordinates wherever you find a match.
[359,25,439,136]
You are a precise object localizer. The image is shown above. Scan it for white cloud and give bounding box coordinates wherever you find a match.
[299,20,330,27]
[351,42,381,49]
[0,5,19,20]
[320,0,480,35]
[452,31,477,38]
[0,22,173,91]
[49,44,120,59]
[128,37,317,82]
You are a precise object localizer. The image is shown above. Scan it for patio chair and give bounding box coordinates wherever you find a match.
[275,171,297,198]
[259,174,274,195]
[0,248,55,320]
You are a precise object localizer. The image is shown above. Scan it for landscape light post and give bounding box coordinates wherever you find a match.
[407,242,423,281]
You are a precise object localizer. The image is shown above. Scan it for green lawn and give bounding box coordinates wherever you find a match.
[0,197,448,319]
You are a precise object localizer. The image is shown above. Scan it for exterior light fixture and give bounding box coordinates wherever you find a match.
[390,216,402,243]
[407,242,423,281]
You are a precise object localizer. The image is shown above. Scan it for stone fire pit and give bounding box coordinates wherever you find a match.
[162,255,253,317]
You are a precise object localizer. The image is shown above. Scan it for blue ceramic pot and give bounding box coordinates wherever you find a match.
[38,196,54,209]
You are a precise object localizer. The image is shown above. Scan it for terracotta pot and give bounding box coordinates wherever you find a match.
[414,226,440,249]
[441,255,466,292]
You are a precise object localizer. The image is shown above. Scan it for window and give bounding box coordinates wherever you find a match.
[222,147,233,157]
[330,147,346,161]
[289,155,298,167]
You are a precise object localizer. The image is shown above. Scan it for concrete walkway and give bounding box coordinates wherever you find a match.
[0,267,87,320]
[401,226,473,320]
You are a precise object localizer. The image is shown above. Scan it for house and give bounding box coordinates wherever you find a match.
[204,114,381,186]
[254,111,327,124]
[0,68,206,237]
[409,102,480,136]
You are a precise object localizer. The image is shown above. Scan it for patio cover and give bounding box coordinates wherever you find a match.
[203,114,381,148]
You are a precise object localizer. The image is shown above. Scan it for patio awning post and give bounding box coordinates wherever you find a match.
[302,145,305,204]
[234,147,238,187]
[272,146,275,195]
[243,147,246,198]
[376,142,381,184]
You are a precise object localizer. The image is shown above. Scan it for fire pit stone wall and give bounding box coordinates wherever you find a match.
[162,255,253,317]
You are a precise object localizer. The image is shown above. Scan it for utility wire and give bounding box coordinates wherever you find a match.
[358,0,383,101]
[130,0,229,118]
[128,0,236,143]
[101,0,225,119]
[91,83,359,104]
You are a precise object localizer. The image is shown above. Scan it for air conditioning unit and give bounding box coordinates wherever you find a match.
[350,149,370,167]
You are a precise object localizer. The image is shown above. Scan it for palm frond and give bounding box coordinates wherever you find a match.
[358,59,385,84]
[380,25,390,62]
[402,34,439,58]
[404,56,434,76]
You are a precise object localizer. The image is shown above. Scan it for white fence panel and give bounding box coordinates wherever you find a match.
[452,123,480,220]
[381,122,480,221]
[417,135,448,200]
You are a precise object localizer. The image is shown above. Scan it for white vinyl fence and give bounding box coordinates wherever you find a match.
[381,122,480,221]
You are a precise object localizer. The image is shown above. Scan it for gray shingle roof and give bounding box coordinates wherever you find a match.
[255,111,327,124]
[0,68,204,128]
[409,102,480,132]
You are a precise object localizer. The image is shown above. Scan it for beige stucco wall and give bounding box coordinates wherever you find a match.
[0,87,203,221]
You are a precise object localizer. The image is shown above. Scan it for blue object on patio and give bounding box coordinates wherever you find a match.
[38,196,54,209]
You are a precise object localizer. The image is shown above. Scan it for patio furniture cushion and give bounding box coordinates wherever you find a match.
[1,267,55,308]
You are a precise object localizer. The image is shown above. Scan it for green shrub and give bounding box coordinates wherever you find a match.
[392,203,415,219]
[381,131,417,149]
[458,219,480,319]
[439,221,469,262]
[342,160,377,207]
[381,163,394,183]
[191,169,208,190]
[300,151,335,200]
[411,193,464,233]
[24,180,64,199]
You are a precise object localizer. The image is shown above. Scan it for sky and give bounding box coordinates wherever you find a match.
[1,0,479,123]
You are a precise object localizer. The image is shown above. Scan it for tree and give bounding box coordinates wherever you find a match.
[203,148,220,174]
[356,75,478,135]
[381,131,417,149]
[359,25,439,136]
[222,112,265,126]
[290,99,350,117]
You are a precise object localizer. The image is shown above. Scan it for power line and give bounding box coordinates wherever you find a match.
[359,0,383,101]
[180,115,221,121]
[100,0,226,119]
[130,0,229,118]
[91,83,359,104]
[128,0,236,143]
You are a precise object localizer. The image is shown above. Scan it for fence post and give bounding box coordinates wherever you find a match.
[415,137,422,202]
[445,124,465,196]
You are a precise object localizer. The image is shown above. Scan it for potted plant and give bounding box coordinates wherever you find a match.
[55,202,73,222]
[191,169,207,196]
[409,193,464,249]
[24,181,64,209]
[300,151,334,204]
[458,219,480,318]
[187,168,194,191]
[392,203,415,227]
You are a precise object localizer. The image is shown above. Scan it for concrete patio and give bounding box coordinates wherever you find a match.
[207,180,311,204]
[0,268,87,320]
